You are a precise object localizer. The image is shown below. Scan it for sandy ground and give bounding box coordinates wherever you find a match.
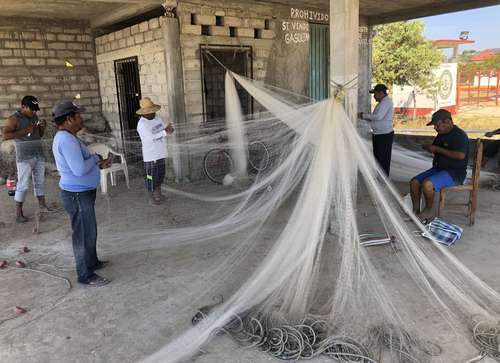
[1,174,500,363]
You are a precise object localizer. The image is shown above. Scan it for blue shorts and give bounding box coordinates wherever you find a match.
[414,168,461,192]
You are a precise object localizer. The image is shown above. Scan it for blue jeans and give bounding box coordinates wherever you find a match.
[60,189,99,283]
[15,156,45,203]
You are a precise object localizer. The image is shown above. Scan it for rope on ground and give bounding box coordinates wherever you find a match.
[469,315,500,361]
[0,265,72,328]
[192,308,442,363]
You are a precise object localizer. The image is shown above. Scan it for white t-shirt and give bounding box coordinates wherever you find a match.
[137,116,170,162]
[362,95,394,135]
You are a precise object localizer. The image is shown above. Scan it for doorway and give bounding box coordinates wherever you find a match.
[200,46,253,123]
[114,56,142,159]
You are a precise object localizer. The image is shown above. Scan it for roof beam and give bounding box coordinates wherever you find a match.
[78,0,160,3]
[90,1,164,28]
[368,0,500,25]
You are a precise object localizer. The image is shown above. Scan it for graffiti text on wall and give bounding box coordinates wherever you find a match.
[290,8,329,23]
[282,20,310,44]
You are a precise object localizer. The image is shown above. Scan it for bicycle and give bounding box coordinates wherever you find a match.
[203,140,271,184]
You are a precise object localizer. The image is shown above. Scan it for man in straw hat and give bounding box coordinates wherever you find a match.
[136,97,174,205]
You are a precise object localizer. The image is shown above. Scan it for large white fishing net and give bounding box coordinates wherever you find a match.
[2,68,500,363]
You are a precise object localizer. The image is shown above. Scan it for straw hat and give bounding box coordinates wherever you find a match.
[136,97,161,115]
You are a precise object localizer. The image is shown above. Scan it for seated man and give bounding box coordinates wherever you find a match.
[410,109,469,221]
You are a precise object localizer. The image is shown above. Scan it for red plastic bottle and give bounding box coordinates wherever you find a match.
[6,176,16,197]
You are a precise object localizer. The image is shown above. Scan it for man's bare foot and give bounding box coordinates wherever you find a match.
[417,208,434,223]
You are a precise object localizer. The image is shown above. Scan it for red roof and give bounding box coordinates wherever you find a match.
[432,39,475,45]
[471,49,500,61]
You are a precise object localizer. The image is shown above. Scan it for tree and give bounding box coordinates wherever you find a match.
[458,50,480,83]
[372,21,443,89]
[482,53,500,71]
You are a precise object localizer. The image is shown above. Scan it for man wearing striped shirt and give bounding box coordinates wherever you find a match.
[358,84,394,176]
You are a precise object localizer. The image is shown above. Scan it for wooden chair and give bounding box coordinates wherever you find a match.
[437,138,483,225]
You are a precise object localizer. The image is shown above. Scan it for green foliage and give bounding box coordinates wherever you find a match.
[458,49,478,63]
[372,21,443,89]
[482,53,500,71]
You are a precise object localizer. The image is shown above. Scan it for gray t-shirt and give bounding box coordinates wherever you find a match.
[12,110,45,162]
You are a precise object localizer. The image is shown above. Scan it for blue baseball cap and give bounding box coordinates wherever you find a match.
[52,99,85,118]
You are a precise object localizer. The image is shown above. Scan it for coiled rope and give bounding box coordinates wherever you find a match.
[192,308,443,362]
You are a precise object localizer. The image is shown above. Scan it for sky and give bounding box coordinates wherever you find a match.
[422,4,500,53]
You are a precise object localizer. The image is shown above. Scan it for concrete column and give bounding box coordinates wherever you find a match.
[328,0,360,232]
[358,22,373,137]
[161,6,190,181]
[329,0,359,121]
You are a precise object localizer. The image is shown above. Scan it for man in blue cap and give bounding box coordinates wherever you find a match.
[3,96,49,222]
[52,99,112,287]
[410,109,469,221]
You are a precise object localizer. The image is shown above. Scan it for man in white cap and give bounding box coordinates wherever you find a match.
[136,97,174,204]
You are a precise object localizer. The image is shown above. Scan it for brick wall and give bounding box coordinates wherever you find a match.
[95,17,168,141]
[177,1,279,125]
[173,0,322,180]
[0,17,102,130]
[0,17,106,176]
[174,0,325,124]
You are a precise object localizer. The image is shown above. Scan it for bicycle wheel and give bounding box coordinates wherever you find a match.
[248,141,270,173]
[204,149,234,184]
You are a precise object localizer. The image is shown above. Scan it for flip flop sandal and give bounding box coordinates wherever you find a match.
[150,198,162,206]
[83,274,111,287]
[419,217,431,225]
[94,260,109,270]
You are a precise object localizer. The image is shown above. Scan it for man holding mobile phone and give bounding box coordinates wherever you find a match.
[52,99,112,287]
[2,95,49,223]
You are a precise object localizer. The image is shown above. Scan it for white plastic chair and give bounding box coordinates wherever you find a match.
[88,143,130,194]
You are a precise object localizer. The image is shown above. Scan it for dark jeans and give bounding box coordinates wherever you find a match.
[372,131,394,176]
[484,140,500,160]
[61,189,98,283]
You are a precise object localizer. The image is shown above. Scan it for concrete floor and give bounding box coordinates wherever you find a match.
[1,174,500,363]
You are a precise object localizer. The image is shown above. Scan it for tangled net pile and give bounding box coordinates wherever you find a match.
[3,66,500,363]
[194,308,445,363]
[129,72,500,363]
[218,313,375,362]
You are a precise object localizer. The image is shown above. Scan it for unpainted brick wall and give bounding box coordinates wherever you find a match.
[95,17,168,141]
[0,18,102,128]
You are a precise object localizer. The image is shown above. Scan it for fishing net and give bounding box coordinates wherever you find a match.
[1,70,499,363]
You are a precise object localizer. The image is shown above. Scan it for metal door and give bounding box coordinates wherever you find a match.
[200,46,253,123]
[114,56,142,159]
[309,23,329,101]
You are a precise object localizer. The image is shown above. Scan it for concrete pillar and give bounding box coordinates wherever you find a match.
[161,5,190,181]
[328,0,360,232]
[329,0,359,121]
[358,21,373,137]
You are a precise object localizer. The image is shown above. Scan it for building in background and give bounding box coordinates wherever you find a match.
[461,48,500,106]
[1,0,500,180]
[392,39,474,118]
